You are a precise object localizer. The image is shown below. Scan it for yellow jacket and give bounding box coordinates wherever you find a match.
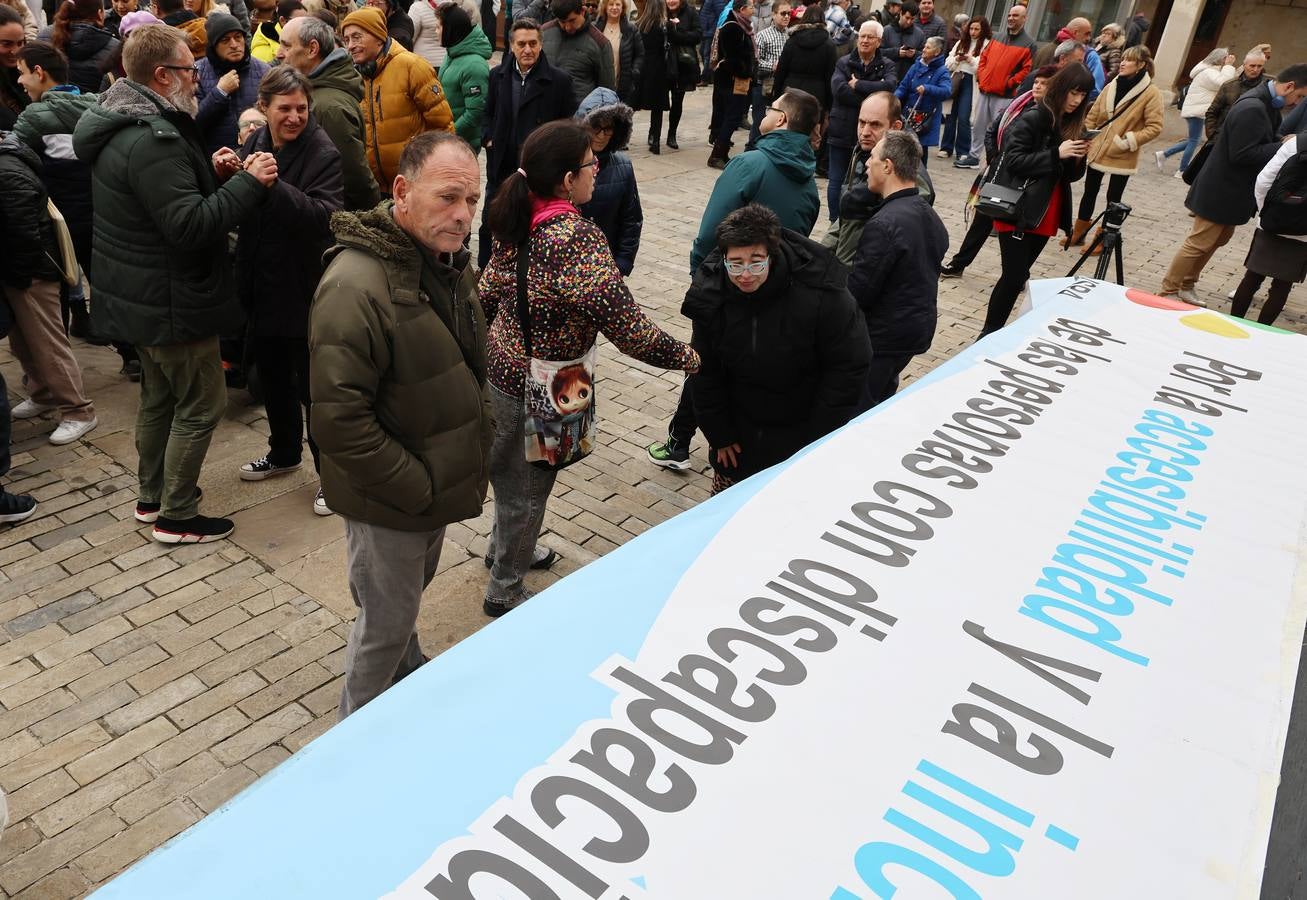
[251,23,280,63]
[359,41,454,191]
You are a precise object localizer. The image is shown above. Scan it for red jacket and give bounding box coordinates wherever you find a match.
[976,28,1034,98]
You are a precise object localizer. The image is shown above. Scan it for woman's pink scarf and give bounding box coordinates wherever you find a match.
[530,196,579,229]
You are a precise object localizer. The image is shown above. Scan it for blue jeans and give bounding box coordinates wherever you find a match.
[1163,116,1203,170]
[827,142,853,220]
[940,74,973,155]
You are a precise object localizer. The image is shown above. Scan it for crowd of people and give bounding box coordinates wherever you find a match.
[0,0,1304,718]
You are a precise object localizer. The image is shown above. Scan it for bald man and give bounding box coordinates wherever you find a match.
[956,3,1032,168]
[1032,16,1103,96]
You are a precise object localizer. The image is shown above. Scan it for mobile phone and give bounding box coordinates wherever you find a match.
[1081,128,1101,139]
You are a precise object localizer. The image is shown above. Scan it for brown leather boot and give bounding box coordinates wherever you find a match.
[1061,217,1093,249]
[1085,227,1105,256]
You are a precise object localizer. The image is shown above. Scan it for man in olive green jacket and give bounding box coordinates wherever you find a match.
[310,132,492,719]
[72,25,276,544]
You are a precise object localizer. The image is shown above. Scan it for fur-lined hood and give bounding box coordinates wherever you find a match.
[574,87,633,152]
[71,79,176,166]
[326,202,471,306]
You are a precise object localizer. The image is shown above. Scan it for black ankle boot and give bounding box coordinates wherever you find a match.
[667,129,678,149]
[648,135,660,154]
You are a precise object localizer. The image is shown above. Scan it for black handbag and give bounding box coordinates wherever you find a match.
[973,150,1027,222]
[1182,141,1213,185]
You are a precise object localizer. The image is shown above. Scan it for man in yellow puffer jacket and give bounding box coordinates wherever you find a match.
[341,6,453,193]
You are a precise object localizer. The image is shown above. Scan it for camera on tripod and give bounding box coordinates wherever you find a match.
[1103,202,1132,232]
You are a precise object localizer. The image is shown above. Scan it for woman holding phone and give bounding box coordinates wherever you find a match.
[1066,45,1164,253]
[978,62,1094,337]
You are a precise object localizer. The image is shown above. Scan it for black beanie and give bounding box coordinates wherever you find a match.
[440,4,473,48]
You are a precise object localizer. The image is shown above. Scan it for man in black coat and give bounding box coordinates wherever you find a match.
[881,2,923,79]
[827,21,897,219]
[477,18,575,266]
[686,203,871,492]
[847,129,947,406]
[1161,65,1307,304]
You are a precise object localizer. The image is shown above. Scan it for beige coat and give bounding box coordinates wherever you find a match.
[1085,72,1165,176]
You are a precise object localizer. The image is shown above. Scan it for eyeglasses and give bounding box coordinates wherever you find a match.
[576,157,600,174]
[592,124,614,134]
[766,106,786,117]
[159,63,201,78]
[723,257,770,276]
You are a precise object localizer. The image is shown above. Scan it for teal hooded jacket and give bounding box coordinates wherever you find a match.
[690,128,821,272]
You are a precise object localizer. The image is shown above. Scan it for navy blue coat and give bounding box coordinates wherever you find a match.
[847,187,949,354]
[828,48,898,148]
[579,147,643,276]
[484,52,577,184]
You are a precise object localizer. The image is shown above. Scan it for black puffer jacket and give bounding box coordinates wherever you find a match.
[988,102,1085,234]
[846,187,949,354]
[828,48,898,147]
[42,23,120,94]
[772,24,837,108]
[0,137,63,288]
[686,230,871,480]
[236,120,345,338]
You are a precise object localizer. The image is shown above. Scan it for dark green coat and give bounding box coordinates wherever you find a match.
[71,79,266,347]
[307,48,382,211]
[309,204,492,532]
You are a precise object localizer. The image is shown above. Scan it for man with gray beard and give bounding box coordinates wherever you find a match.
[73,24,276,544]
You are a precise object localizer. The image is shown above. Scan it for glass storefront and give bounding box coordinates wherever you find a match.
[966,0,1132,41]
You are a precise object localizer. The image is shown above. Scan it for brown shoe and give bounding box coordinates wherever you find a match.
[1085,227,1105,256]
[1061,217,1093,249]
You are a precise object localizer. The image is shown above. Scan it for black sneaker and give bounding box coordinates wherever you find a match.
[152,514,234,544]
[135,488,203,524]
[483,546,559,571]
[0,492,37,524]
[953,154,981,169]
[940,262,965,279]
[239,455,301,482]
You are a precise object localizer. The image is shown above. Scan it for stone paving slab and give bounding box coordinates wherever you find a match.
[0,87,1297,897]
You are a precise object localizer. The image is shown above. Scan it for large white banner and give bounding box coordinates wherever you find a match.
[97,280,1307,899]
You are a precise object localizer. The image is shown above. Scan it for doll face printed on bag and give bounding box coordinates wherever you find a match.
[551,365,594,416]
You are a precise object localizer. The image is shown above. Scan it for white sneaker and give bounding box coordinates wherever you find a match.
[48,417,97,446]
[1227,288,1237,300]
[1174,169,1184,179]
[936,149,950,158]
[1154,149,1165,171]
[313,487,333,516]
[11,399,55,420]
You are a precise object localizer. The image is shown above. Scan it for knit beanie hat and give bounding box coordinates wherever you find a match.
[119,10,162,35]
[439,4,473,48]
[342,6,388,43]
[205,11,244,53]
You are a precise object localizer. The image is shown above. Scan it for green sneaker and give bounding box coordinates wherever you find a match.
[646,440,691,471]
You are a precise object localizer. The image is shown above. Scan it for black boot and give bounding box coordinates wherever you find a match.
[667,128,678,150]
[648,133,660,155]
[707,139,731,170]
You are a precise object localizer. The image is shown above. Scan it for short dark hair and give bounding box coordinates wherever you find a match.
[256,64,312,107]
[877,128,921,181]
[276,0,304,19]
[552,0,584,18]
[1278,63,1307,87]
[511,16,542,33]
[775,88,821,136]
[18,41,68,84]
[399,130,477,180]
[312,8,337,28]
[155,0,186,16]
[900,2,918,16]
[715,203,783,257]
[1032,64,1057,80]
[731,0,749,10]
[799,4,821,24]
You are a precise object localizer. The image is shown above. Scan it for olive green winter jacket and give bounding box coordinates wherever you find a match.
[309,203,492,532]
[71,78,266,347]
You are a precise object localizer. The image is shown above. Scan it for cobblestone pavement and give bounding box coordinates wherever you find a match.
[0,87,1299,897]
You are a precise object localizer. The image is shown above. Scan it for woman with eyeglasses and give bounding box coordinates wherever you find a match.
[479,120,699,616]
[685,203,870,495]
[574,88,643,275]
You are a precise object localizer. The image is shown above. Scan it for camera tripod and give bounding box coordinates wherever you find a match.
[1067,202,1132,285]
